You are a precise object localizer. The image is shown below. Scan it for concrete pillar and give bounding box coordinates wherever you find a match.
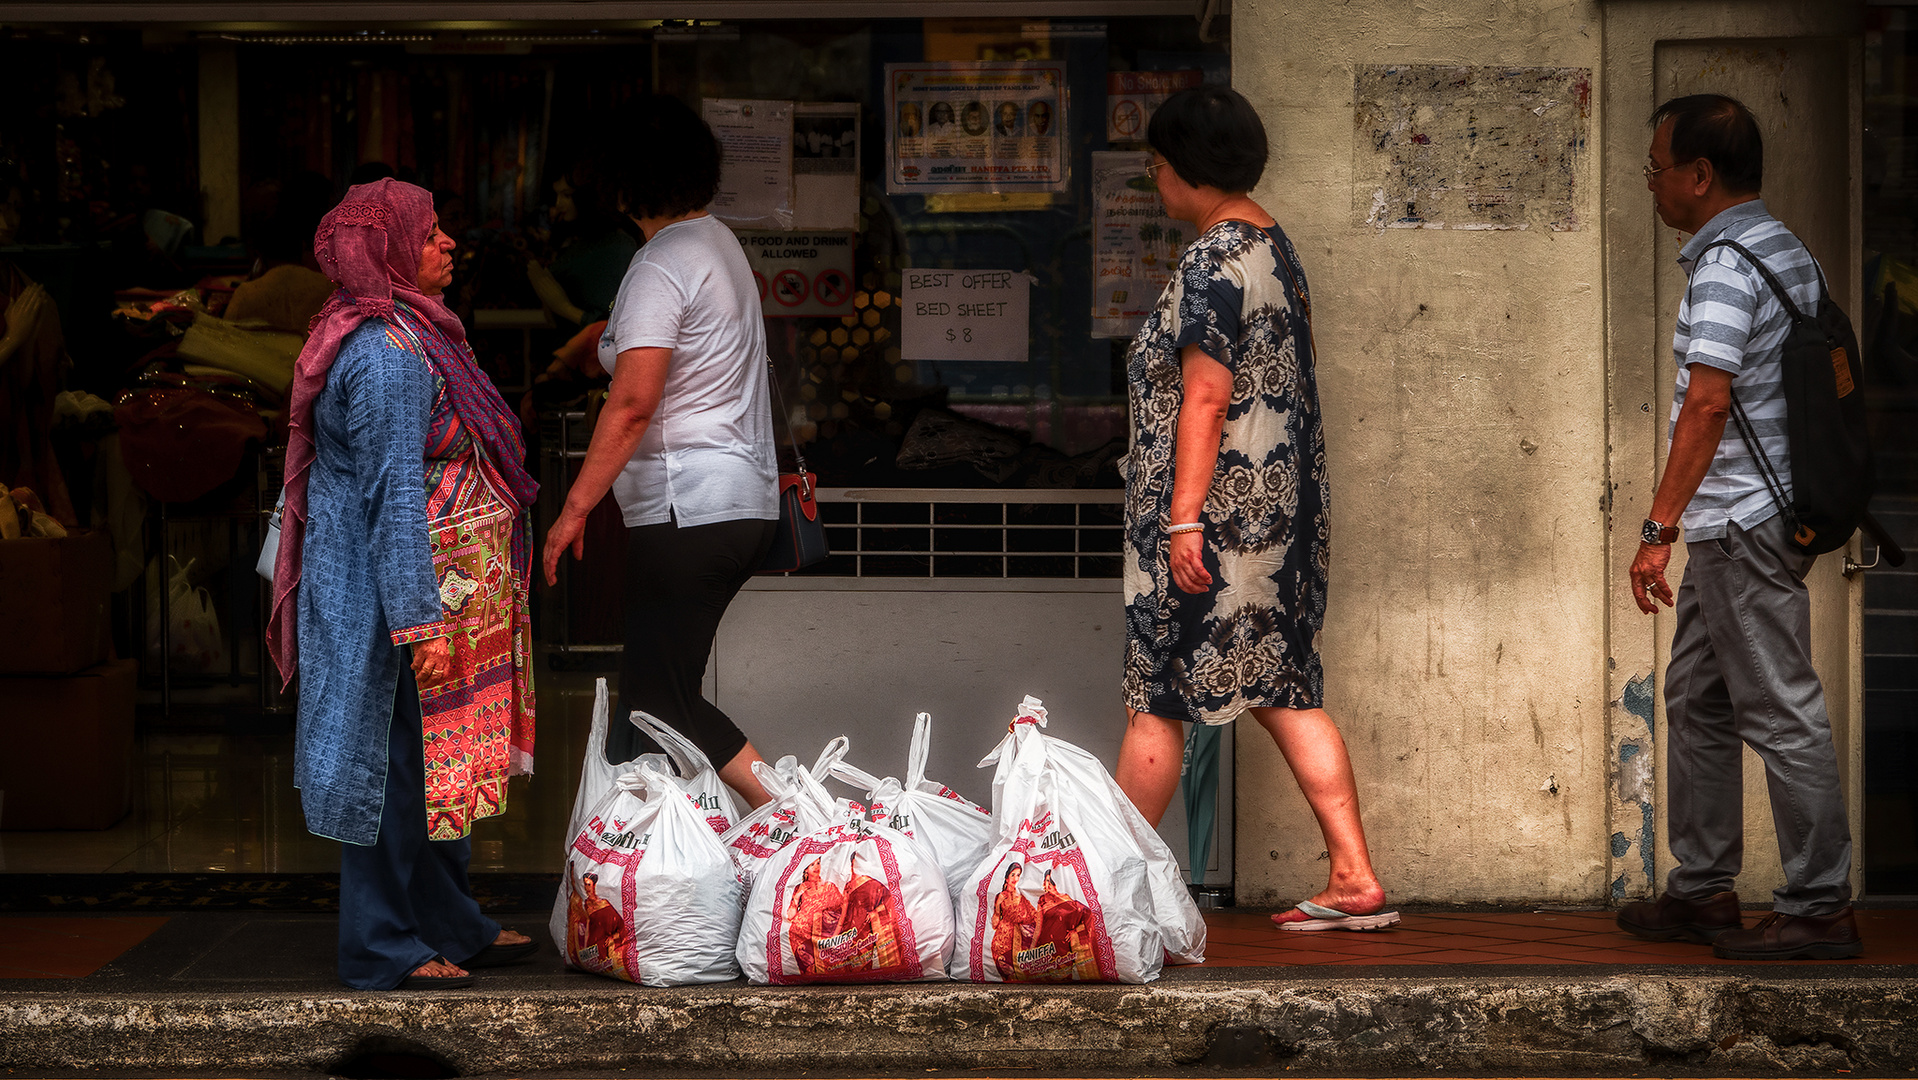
[1230,0,1610,906]
[197,40,240,245]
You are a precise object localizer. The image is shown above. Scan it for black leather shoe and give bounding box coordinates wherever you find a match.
[1712,908,1863,960]
[1616,890,1742,943]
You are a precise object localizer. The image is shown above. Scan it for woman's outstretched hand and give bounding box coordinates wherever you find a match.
[1169,531,1212,594]
[542,506,589,587]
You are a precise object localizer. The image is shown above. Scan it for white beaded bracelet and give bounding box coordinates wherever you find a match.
[1168,522,1204,535]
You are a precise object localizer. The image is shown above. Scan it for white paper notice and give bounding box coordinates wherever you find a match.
[792,102,860,231]
[704,98,793,230]
[1091,151,1189,339]
[901,269,1030,363]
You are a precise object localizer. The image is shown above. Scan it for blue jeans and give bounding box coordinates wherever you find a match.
[337,662,499,989]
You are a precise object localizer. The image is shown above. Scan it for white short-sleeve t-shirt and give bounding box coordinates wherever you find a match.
[598,213,778,528]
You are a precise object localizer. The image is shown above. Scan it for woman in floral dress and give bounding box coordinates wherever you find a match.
[1114,88,1397,933]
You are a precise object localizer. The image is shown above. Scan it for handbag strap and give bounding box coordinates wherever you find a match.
[764,354,813,498]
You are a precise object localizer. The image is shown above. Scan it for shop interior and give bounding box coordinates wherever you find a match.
[1861,4,1918,898]
[0,16,1229,879]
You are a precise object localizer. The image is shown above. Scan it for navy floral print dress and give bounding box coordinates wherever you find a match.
[1123,220,1329,724]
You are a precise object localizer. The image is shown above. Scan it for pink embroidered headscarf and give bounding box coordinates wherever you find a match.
[265,179,474,685]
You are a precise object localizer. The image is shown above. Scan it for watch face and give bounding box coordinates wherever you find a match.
[1641,520,1663,545]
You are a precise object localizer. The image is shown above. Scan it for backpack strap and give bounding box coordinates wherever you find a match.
[1684,237,1808,534]
[1695,237,1823,323]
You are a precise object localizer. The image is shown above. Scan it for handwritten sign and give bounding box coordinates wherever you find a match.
[901,269,1030,363]
[735,230,856,318]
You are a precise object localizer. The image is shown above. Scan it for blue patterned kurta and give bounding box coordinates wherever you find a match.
[1122,221,1329,724]
[294,320,452,845]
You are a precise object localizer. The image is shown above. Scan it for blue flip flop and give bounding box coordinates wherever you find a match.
[1274,899,1402,931]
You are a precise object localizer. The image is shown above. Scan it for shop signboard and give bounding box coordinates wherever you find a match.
[886,62,1068,194]
[736,230,857,318]
[901,268,1031,363]
[1090,151,1188,339]
[1104,70,1203,144]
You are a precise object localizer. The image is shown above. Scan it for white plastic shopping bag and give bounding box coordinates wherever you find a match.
[951,695,1205,984]
[829,713,992,907]
[737,815,954,985]
[558,760,744,985]
[548,681,745,956]
[720,756,833,888]
[630,709,741,836]
[549,679,625,957]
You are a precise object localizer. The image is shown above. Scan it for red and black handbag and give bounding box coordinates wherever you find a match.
[758,357,830,574]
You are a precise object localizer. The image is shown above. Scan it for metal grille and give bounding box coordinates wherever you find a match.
[795,487,1124,579]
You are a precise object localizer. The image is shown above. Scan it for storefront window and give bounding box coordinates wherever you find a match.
[1863,3,1918,896]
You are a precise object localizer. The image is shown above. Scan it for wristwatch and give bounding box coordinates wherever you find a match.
[1641,518,1680,545]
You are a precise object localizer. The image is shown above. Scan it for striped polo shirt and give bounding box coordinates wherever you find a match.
[1670,199,1824,540]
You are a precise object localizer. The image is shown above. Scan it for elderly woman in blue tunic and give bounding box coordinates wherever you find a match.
[1114,88,1398,933]
[267,179,540,989]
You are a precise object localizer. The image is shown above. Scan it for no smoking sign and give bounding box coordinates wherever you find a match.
[734,230,857,318]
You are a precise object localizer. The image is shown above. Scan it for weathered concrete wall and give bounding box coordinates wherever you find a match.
[1231,0,1611,905]
[1230,0,1864,907]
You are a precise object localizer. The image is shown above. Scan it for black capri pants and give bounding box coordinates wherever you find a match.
[609,514,777,768]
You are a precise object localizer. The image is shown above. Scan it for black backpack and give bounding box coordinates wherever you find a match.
[1696,238,1871,557]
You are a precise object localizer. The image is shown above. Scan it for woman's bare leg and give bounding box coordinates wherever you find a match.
[1250,706,1387,918]
[1116,709,1187,828]
[719,741,772,809]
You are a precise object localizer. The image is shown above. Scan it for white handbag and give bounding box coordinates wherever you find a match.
[255,487,285,581]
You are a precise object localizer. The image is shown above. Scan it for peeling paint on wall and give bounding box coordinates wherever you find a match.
[1620,671,1655,730]
[1609,672,1657,902]
[1353,64,1590,232]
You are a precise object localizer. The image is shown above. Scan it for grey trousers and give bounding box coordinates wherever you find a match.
[1663,513,1853,915]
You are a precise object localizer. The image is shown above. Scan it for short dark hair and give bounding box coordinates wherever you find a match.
[612,96,722,220]
[1147,86,1268,193]
[1651,94,1763,195]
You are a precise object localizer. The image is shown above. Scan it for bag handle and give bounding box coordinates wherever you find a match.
[764,354,813,501]
[1684,238,1810,539]
[1226,220,1317,363]
[1696,238,1824,325]
[627,709,709,778]
[906,712,933,787]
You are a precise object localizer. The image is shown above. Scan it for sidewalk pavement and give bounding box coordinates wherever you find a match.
[3,907,1916,1074]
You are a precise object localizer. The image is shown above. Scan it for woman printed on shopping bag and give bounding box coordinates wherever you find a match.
[787,859,843,973]
[267,179,539,990]
[542,96,780,805]
[1115,87,1399,932]
[990,862,1038,974]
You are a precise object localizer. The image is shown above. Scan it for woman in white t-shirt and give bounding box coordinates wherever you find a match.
[541,96,779,806]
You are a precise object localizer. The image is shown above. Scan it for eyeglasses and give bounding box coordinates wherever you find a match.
[1643,159,1697,182]
[1145,159,1171,179]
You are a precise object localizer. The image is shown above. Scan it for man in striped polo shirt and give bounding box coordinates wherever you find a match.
[1616,94,1862,960]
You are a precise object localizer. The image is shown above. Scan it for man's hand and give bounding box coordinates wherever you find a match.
[1630,541,1676,614]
